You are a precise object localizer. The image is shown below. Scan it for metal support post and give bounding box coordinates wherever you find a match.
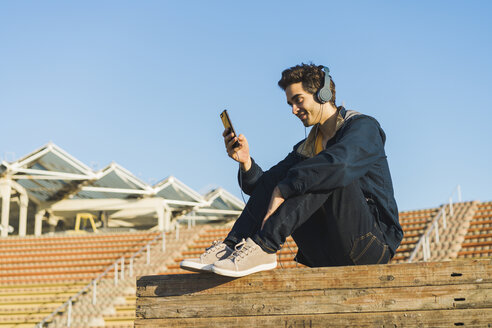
[423,235,430,262]
[34,211,44,236]
[188,217,191,230]
[92,280,97,305]
[191,210,196,227]
[434,222,439,244]
[421,236,426,261]
[67,299,72,327]
[449,197,454,217]
[442,208,447,229]
[0,180,12,238]
[120,257,125,280]
[164,207,171,232]
[425,236,429,261]
[156,205,165,232]
[146,244,150,265]
[18,193,28,236]
[114,263,118,285]
[129,257,134,277]
[162,231,166,252]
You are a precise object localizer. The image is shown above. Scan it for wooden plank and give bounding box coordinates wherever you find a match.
[136,283,492,319]
[137,259,492,297]
[134,308,492,327]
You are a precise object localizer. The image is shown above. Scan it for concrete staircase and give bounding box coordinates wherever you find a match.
[47,225,204,328]
[411,201,479,262]
[392,207,439,262]
[458,201,492,259]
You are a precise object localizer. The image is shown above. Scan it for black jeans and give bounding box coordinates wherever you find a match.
[225,172,392,267]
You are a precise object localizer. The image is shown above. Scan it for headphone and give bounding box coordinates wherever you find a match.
[315,66,332,104]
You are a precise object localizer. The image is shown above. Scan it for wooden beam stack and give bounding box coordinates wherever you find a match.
[136,259,492,327]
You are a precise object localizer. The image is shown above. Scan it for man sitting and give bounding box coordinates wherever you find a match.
[181,63,403,277]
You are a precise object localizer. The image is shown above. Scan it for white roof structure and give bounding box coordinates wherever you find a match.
[2,143,95,203]
[75,162,151,199]
[193,188,244,218]
[205,188,244,209]
[154,176,205,206]
[0,143,244,237]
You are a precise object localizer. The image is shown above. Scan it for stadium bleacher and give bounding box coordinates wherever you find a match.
[391,207,439,262]
[2,201,492,327]
[1,144,491,326]
[458,201,492,258]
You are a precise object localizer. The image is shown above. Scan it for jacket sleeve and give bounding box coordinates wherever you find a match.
[237,157,264,195]
[238,144,303,196]
[277,116,386,199]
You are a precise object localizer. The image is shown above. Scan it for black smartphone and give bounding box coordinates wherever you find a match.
[220,109,240,148]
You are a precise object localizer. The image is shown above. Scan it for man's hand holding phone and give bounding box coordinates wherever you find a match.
[220,109,285,231]
[223,129,252,172]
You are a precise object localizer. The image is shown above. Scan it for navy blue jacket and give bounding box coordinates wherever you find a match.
[239,107,403,255]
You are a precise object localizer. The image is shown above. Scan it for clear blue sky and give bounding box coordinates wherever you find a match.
[1,1,491,211]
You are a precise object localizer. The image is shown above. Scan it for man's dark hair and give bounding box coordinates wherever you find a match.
[278,63,336,106]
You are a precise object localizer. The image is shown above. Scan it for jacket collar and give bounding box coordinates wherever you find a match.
[296,106,346,158]
[339,106,347,118]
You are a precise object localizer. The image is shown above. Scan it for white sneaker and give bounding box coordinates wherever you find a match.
[180,240,233,272]
[212,238,277,277]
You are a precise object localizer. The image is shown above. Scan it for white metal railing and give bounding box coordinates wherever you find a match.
[187,215,196,229]
[407,185,462,263]
[35,227,178,327]
[0,224,14,234]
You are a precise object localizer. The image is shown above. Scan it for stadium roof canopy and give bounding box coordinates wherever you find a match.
[0,143,243,237]
[154,176,204,207]
[74,162,151,200]
[106,176,207,222]
[1,143,95,204]
[189,188,244,220]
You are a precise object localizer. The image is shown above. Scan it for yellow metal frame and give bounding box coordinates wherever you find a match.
[74,213,98,233]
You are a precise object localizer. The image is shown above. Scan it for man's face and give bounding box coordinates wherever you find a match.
[285,82,322,127]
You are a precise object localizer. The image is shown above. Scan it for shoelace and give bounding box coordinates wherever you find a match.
[202,240,223,256]
[231,239,252,260]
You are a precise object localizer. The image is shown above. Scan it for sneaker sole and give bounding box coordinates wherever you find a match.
[180,260,213,273]
[212,261,277,277]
